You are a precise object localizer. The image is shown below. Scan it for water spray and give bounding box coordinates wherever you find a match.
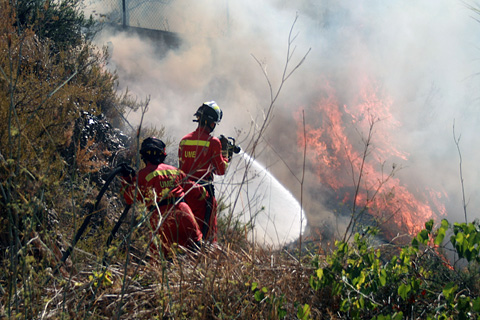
[216,150,306,247]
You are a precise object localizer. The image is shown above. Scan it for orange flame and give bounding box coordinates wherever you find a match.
[297,79,446,238]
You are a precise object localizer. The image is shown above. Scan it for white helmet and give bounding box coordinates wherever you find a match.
[194,101,223,124]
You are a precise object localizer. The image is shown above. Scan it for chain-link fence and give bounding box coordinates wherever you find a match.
[83,0,229,36]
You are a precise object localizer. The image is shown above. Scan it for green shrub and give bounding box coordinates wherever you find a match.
[309,220,480,319]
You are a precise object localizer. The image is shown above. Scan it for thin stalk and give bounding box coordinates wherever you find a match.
[343,117,374,243]
[298,110,306,260]
[453,120,468,223]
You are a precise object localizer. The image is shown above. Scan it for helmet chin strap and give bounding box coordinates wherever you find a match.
[198,119,215,132]
[208,122,216,132]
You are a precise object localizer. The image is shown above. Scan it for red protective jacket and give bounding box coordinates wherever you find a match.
[178,127,229,182]
[122,162,202,257]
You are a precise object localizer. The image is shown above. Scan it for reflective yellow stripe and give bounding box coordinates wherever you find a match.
[146,169,180,182]
[212,105,220,112]
[180,139,210,147]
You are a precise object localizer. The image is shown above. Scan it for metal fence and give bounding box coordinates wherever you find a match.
[84,0,229,36]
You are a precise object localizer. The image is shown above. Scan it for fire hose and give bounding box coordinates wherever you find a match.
[49,164,132,279]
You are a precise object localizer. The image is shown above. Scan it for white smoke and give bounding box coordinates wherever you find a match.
[92,0,480,241]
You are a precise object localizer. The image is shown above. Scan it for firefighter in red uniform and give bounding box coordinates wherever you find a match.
[178,101,230,243]
[121,137,202,258]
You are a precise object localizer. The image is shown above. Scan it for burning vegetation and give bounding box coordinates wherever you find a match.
[296,79,447,243]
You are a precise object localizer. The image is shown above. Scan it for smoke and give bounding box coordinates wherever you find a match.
[92,0,480,239]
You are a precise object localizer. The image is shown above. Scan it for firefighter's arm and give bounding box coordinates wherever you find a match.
[211,138,229,175]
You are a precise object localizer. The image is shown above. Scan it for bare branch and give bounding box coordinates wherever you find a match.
[453,119,468,223]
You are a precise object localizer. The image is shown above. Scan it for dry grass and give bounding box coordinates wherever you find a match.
[36,232,322,319]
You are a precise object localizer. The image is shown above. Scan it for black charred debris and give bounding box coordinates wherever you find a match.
[60,111,133,233]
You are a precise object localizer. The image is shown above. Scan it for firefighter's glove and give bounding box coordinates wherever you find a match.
[227,143,238,160]
[219,135,228,151]
[219,135,230,160]
[119,163,135,182]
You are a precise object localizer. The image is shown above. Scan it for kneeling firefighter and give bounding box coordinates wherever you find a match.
[121,137,202,258]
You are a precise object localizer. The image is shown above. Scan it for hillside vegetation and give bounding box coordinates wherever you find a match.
[1,0,480,318]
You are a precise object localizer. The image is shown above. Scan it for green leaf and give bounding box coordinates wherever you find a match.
[379,269,387,286]
[297,304,311,320]
[411,237,419,249]
[450,234,457,245]
[359,296,365,309]
[435,227,446,245]
[474,232,480,246]
[472,297,480,312]
[425,219,434,232]
[441,219,449,229]
[398,283,411,300]
[338,242,348,253]
[355,272,366,289]
[340,298,350,312]
[442,282,457,301]
[455,232,465,249]
[316,268,324,281]
[417,229,429,244]
[254,290,264,302]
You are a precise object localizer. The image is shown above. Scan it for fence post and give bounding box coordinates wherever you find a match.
[122,0,126,27]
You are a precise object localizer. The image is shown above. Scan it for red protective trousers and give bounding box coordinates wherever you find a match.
[183,182,218,242]
[149,201,202,257]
